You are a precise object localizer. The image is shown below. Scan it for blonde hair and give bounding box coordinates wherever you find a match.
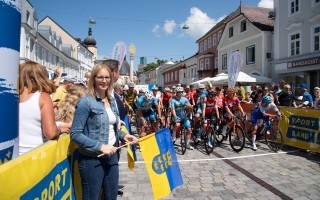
[55,86,85,123]
[87,63,114,99]
[19,61,56,94]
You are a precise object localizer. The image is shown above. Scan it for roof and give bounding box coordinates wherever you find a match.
[119,56,130,76]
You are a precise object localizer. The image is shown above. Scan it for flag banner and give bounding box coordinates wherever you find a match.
[139,128,183,200]
[124,116,137,161]
[121,123,135,170]
[111,41,127,70]
[228,51,243,88]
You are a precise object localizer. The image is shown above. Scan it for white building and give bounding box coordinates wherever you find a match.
[218,5,274,78]
[273,0,320,91]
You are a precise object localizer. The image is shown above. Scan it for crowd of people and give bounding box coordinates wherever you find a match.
[18,59,319,199]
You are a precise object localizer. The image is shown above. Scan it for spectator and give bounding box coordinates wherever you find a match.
[262,86,274,103]
[278,84,296,107]
[19,61,69,156]
[52,75,76,107]
[70,63,137,200]
[250,85,259,103]
[313,87,320,109]
[297,83,313,108]
[237,82,246,101]
[243,92,252,103]
[277,80,287,95]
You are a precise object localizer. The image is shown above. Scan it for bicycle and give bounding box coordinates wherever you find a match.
[241,115,283,152]
[170,118,187,155]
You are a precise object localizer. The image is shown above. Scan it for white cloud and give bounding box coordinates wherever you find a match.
[183,7,224,40]
[163,20,176,35]
[258,0,274,8]
[152,24,161,37]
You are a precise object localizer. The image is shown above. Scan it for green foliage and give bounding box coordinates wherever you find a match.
[143,63,158,72]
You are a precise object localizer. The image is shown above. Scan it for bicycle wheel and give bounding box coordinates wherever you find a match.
[204,126,215,154]
[229,125,245,152]
[265,125,283,152]
[192,123,200,146]
[180,126,187,155]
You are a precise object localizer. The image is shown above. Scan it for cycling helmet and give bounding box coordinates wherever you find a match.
[144,91,153,100]
[128,82,135,88]
[152,85,158,90]
[227,87,236,94]
[199,84,205,89]
[262,96,272,104]
[139,88,144,93]
[123,85,129,90]
[208,91,217,96]
[177,83,181,87]
[164,87,170,92]
[172,86,176,89]
[176,86,184,92]
[186,86,190,89]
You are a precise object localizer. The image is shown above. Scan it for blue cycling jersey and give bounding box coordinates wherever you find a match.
[137,95,154,111]
[251,102,279,125]
[171,96,190,119]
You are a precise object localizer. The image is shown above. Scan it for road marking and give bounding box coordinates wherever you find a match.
[119,150,299,165]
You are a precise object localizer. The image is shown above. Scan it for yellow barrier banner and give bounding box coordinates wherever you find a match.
[280,107,320,153]
[0,134,78,200]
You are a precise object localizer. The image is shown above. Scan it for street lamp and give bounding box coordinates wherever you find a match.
[182,24,189,30]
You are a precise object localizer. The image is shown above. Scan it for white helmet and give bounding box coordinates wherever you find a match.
[199,84,205,89]
[144,91,153,100]
[164,87,170,92]
[152,85,158,90]
[128,82,135,88]
[123,85,129,90]
[172,86,176,89]
[176,86,184,92]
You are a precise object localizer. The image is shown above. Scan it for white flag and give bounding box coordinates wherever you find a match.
[111,41,127,70]
[228,51,243,88]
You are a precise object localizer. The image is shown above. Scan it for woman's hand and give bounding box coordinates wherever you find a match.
[100,144,117,156]
[124,134,138,145]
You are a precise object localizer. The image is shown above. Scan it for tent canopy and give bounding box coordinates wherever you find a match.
[190,72,272,87]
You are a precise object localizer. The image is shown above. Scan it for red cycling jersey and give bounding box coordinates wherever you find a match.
[185,91,194,104]
[162,92,172,105]
[215,93,225,109]
[224,96,240,112]
[204,97,217,114]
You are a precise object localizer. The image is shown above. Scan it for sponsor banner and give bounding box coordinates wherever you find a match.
[0,134,80,199]
[0,0,21,163]
[111,41,127,70]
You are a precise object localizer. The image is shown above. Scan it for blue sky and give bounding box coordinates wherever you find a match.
[29,0,273,70]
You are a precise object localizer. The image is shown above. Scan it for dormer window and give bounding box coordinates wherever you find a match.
[229,26,234,38]
[241,20,247,32]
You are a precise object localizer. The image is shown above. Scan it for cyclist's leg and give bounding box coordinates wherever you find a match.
[183,119,194,150]
[251,114,260,151]
[172,117,181,142]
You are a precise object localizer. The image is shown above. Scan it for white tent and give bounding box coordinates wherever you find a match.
[211,71,272,86]
[190,77,216,86]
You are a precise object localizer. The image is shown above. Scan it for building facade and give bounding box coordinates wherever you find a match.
[218,5,274,78]
[273,0,320,92]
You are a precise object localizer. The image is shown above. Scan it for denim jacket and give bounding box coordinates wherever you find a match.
[70,94,125,157]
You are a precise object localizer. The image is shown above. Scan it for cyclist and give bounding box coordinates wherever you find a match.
[202,91,220,147]
[171,86,194,150]
[138,89,144,97]
[171,86,177,97]
[125,82,138,117]
[223,87,245,138]
[151,86,164,127]
[160,87,173,127]
[194,84,207,141]
[136,91,159,137]
[250,96,281,150]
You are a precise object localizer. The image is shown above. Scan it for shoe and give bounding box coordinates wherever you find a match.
[187,144,194,150]
[244,143,251,148]
[197,137,201,142]
[252,143,257,151]
[207,141,213,148]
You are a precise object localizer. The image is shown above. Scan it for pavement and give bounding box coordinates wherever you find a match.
[117,140,320,200]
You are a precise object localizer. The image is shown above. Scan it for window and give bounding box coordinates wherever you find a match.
[213,34,217,46]
[229,26,234,38]
[205,59,209,70]
[204,40,207,51]
[313,0,320,6]
[200,60,204,70]
[313,26,320,51]
[222,54,227,70]
[290,32,300,56]
[175,71,177,81]
[218,31,222,41]
[171,72,173,81]
[246,45,255,64]
[42,49,46,66]
[215,58,218,69]
[208,36,212,48]
[26,11,30,25]
[241,20,247,32]
[200,43,204,52]
[290,0,299,15]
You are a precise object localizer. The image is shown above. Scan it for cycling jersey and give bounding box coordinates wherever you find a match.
[125,90,137,105]
[224,96,240,112]
[185,91,194,104]
[171,96,191,128]
[162,92,172,105]
[204,97,217,115]
[215,93,225,109]
[136,96,156,121]
[251,102,279,125]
